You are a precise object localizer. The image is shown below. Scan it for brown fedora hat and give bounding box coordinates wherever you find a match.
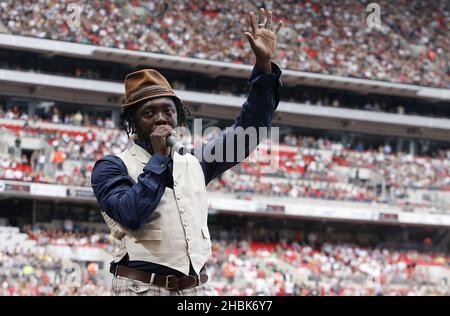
[122,69,182,111]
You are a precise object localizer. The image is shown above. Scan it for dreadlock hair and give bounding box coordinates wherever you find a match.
[120,97,190,138]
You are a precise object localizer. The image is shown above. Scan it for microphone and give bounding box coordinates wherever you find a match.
[166,135,188,155]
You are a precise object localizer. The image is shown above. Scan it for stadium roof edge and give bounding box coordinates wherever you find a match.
[0,34,448,101]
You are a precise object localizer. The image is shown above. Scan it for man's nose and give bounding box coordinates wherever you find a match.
[154,112,168,125]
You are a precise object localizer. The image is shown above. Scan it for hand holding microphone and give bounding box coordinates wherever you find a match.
[150,125,187,156]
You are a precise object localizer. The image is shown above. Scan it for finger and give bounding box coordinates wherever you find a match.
[275,20,283,34]
[154,124,171,130]
[154,125,173,134]
[258,8,265,27]
[164,126,175,134]
[162,129,173,138]
[265,10,273,30]
[244,32,257,50]
[249,12,257,36]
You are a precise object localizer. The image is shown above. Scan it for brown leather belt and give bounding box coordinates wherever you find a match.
[114,265,208,291]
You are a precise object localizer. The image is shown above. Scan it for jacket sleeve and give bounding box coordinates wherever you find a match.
[91,153,171,230]
[197,62,282,185]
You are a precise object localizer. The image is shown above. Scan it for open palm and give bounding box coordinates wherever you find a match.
[245,9,283,62]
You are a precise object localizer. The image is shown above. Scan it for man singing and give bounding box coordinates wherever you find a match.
[91,8,283,296]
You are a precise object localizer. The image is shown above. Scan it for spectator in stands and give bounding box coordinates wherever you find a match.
[73,111,83,126]
[51,147,66,171]
[9,138,22,160]
[36,150,47,173]
[51,107,61,124]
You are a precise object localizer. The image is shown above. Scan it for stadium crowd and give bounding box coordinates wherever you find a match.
[0,0,448,88]
[0,247,109,295]
[23,225,115,249]
[1,109,450,211]
[208,172,380,204]
[0,105,116,129]
[0,224,119,296]
[1,224,448,296]
[208,239,450,296]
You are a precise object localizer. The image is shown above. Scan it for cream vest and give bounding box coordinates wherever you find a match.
[101,143,211,275]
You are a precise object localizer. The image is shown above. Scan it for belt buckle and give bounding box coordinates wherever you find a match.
[165,275,177,290]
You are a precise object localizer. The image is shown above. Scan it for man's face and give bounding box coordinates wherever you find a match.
[134,97,178,142]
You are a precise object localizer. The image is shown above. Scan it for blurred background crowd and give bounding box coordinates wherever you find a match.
[0,0,448,88]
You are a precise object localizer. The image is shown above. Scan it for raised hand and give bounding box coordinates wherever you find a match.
[244,8,283,73]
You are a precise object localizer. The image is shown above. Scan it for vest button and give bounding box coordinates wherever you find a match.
[176,196,181,200]
[180,209,185,213]
[186,236,191,241]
